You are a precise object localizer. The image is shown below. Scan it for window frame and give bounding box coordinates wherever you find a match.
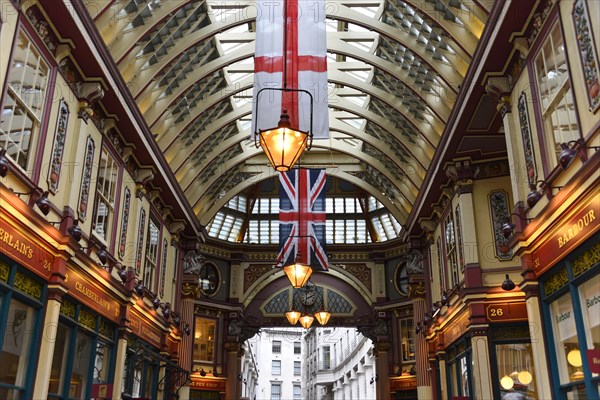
[143,213,161,293]
[271,359,281,375]
[272,340,281,354]
[91,143,122,247]
[0,20,56,178]
[527,8,582,174]
[47,298,117,400]
[192,316,216,363]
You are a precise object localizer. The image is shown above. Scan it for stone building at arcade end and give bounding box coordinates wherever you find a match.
[0,0,598,399]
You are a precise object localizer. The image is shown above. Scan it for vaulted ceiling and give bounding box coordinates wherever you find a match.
[85,0,491,229]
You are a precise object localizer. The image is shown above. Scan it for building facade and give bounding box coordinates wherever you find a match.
[246,328,303,400]
[0,1,598,399]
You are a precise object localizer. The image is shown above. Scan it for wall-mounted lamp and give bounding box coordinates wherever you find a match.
[97,245,109,265]
[440,291,449,306]
[11,187,51,216]
[369,375,379,384]
[501,213,533,238]
[50,215,83,242]
[212,368,219,377]
[200,368,206,377]
[501,274,516,291]
[183,322,191,336]
[558,139,600,169]
[0,148,9,177]
[118,267,145,296]
[527,180,563,208]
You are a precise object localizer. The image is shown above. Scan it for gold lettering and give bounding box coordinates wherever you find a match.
[557,209,597,248]
[75,280,111,312]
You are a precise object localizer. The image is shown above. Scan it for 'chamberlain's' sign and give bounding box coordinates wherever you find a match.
[0,222,54,279]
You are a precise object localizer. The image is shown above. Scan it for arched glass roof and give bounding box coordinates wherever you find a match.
[87,0,491,242]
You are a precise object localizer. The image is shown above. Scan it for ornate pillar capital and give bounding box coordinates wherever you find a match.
[407,281,426,299]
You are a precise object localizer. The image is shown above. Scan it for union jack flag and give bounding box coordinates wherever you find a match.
[277,168,328,271]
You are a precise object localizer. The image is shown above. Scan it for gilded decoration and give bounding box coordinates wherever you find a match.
[135,208,146,274]
[573,242,600,277]
[244,264,273,293]
[0,262,8,282]
[25,5,59,54]
[492,326,530,341]
[407,282,426,299]
[544,267,569,296]
[47,99,69,194]
[527,1,554,46]
[99,318,116,339]
[341,264,372,290]
[224,341,241,354]
[181,282,200,299]
[200,244,230,259]
[573,0,600,112]
[78,136,95,220]
[518,92,538,188]
[374,341,391,355]
[14,271,42,300]
[455,205,465,271]
[79,308,97,330]
[118,187,131,259]
[489,190,513,260]
[60,298,76,318]
[159,239,168,298]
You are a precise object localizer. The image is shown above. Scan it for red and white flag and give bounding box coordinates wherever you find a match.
[252,0,329,139]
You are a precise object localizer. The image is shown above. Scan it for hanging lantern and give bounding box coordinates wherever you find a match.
[299,314,314,329]
[286,310,302,325]
[314,309,331,325]
[258,110,309,172]
[283,261,312,288]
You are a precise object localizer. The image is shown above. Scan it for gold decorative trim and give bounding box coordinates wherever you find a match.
[14,271,42,300]
[544,267,568,296]
[60,299,76,318]
[573,242,600,277]
[0,262,9,282]
[79,308,96,330]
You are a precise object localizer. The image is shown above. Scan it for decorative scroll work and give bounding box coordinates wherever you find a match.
[135,208,146,274]
[573,0,600,112]
[159,239,168,298]
[518,92,537,188]
[47,99,69,193]
[455,205,465,271]
[118,187,131,260]
[78,137,95,220]
[489,191,513,261]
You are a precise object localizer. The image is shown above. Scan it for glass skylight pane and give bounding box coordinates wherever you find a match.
[248,220,258,243]
[326,198,334,213]
[271,198,280,213]
[345,198,356,213]
[335,220,345,243]
[270,221,279,243]
[326,220,334,244]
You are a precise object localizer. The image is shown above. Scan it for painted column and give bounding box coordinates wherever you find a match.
[177,280,199,399]
[375,341,390,400]
[225,341,242,400]
[470,329,494,399]
[521,275,552,399]
[32,285,66,400]
[112,328,129,400]
[437,353,448,400]
[409,281,432,399]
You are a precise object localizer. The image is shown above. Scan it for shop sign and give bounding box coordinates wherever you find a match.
[443,311,470,346]
[0,222,53,279]
[64,267,121,322]
[485,302,528,322]
[532,196,599,275]
[390,377,416,391]
[587,349,600,374]
[190,378,226,391]
[91,383,113,399]
[129,311,163,349]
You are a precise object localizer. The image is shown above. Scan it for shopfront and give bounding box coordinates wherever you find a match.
[0,255,46,400]
[540,233,599,399]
